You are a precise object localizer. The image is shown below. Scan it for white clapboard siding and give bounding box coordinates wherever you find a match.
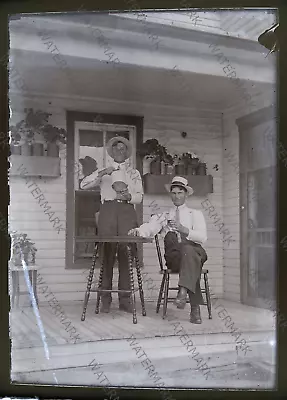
[9,92,225,304]
[222,104,242,301]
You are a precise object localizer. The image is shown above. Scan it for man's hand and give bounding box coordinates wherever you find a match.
[168,220,189,235]
[116,188,132,202]
[98,166,116,178]
[128,228,139,236]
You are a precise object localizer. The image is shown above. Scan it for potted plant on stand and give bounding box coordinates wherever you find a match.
[10,232,37,266]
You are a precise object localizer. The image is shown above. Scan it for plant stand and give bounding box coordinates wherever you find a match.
[9,263,39,308]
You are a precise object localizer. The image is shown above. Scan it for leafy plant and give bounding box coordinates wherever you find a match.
[9,108,67,145]
[10,231,37,262]
[139,139,172,162]
[42,124,67,144]
[10,126,21,145]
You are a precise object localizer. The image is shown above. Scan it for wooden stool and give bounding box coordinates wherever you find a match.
[9,263,39,308]
[79,236,153,324]
[154,235,212,319]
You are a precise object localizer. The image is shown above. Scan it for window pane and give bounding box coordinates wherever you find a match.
[75,129,103,262]
[79,129,104,174]
[106,131,130,142]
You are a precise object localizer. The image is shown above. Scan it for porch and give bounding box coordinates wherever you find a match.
[11,298,276,389]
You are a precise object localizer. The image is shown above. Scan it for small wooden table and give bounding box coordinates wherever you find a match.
[9,263,39,308]
[78,236,153,324]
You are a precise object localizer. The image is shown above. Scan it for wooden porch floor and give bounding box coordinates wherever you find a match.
[10,299,276,389]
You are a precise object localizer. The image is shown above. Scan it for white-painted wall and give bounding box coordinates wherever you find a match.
[9,92,225,306]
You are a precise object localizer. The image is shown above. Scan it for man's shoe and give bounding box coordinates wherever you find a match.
[190,305,202,324]
[100,302,111,313]
[173,286,187,309]
[119,303,133,313]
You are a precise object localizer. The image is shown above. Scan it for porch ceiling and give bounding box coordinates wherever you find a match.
[10,48,273,111]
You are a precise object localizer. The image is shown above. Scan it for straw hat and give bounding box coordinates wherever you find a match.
[165,176,194,196]
[106,136,132,160]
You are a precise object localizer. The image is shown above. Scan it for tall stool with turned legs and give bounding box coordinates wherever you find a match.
[80,236,153,324]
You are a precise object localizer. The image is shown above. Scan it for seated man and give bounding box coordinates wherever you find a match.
[128,176,207,324]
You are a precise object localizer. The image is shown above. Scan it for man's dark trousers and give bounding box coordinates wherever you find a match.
[164,232,207,305]
[97,200,138,306]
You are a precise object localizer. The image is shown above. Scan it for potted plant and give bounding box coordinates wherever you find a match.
[190,153,200,175]
[9,126,21,155]
[10,109,50,156]
[42,124,67,157]
[10,231,37,266]
[24,108,50,156]
[139,139,171,175]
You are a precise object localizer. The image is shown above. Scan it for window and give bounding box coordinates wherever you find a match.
[73,122,137,265]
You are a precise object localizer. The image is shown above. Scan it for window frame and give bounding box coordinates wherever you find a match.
[65,111,143,270]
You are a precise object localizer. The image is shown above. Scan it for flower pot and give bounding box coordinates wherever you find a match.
[10,144,21,155]
[176,163,185,175]
[166,164,174,174]
[32,143,44,156]
[150,159,161,175]
[143,156,155,175]
[197,162,207,176]
[188,164,194,175]
[11,250,29,266]
[47,143,59,157]
[21,143,32,156]
[190,158,199,175]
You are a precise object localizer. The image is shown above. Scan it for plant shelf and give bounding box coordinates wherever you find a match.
[143,174,213,196]
[9,155,61,178]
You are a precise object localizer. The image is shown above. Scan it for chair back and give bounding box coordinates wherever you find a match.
[155,234,165,272]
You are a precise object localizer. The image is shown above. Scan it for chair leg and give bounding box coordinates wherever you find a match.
[81,242,99,321]
[127,244,137,324]
[204,272,212,319]
[162,272,170,320]
[134,249,146,317]
[156,273,166,313]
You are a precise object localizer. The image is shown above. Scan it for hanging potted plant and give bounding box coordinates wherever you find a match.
[42,124,67,157]
[10,231,37,266]
[10,126,21,155]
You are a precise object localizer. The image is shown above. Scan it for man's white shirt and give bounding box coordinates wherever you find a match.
[80,160,143,205]
[137,204,207,245]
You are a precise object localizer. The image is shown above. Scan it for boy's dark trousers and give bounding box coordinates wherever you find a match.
[164,231,207,305]
[97,200,138,306]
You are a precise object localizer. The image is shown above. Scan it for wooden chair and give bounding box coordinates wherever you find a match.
[154,234,212,319]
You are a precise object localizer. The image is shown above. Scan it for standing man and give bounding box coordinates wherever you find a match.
[128,176,207,324]
[80,136,143,313]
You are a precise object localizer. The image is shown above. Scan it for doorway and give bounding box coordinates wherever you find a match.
[238,110,277,308]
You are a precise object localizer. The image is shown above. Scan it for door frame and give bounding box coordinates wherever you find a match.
[65,110,144,269]
[237,105,276,308]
